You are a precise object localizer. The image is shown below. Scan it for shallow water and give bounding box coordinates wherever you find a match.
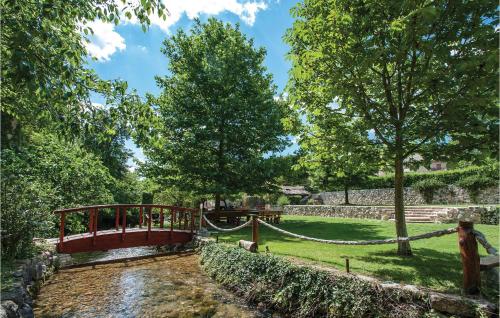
[34,248,260,317]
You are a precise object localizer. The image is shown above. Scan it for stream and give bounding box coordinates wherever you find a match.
[33,247,264,317]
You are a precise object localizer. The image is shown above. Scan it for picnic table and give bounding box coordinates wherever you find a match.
[204,208,282,225]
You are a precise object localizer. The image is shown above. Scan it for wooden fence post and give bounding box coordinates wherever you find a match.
[458,221,481,295]
[251,214,259,246]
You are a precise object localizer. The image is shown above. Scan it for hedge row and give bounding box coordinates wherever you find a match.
[357,164,499,190]
[200,243,435,318]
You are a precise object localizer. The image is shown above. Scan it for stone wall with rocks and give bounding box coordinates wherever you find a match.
[1,243,58,318]
[316,185,498,206]
[284,205,498,224]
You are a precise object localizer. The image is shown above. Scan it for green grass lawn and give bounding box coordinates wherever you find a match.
[216,215,499,294]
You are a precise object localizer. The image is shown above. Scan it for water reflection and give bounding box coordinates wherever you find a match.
[34,250,260,317]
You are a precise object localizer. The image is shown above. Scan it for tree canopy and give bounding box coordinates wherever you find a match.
[298,112,380,204]
[135,18,290,209]
[286,0,498,255]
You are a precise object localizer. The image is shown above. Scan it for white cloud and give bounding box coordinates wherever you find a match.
[86,0,269,61]
[137,45,148,53]
[84,20,126,62]
[125,0,269,33]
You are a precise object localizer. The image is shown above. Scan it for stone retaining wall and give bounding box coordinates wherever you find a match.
[1,243,58,318]
[317,185,498,205]
[284,205,497,224]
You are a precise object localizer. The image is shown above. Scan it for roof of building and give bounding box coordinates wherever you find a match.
[281,185,310,196]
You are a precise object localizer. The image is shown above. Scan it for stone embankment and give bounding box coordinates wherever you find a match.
[284,205,498,224]
[1,243,58,318]
[315,186,498,205]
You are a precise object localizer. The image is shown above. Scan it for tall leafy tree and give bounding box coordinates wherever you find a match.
[286,0,498,255]
[1,0,166,148]
[299,113,380,204]
[135,18,289,210]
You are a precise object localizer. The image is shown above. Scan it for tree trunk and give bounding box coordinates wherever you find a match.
[215,193,221,212]
[394,154,412,256]
[344,185,349,205]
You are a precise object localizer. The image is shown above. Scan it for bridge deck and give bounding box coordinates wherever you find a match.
[53,228,194,254]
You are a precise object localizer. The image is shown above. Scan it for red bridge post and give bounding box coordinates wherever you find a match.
[115,207,119,231]
[139,207,143,228]
[93,208,98,246]
[59,211,65,250]
[121,207,126,241]
[170,208,175,238]
[160,207,164,228]
[147,207,152,240]
[88,208,94,234]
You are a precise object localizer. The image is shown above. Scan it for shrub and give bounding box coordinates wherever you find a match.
[1,133,116,258]
[200,243,432,318]
[276,195,291,207]
[1,176,56,259]
[413,179,446,203]
[358,164,499,190]
[480,207,499,225]
[457,175,496,203]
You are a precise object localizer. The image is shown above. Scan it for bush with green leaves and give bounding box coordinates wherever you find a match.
[359,164,499,190]
[1,133,116,258]
[276,195,291,207]
[1,176,56,258]
[412,179,446,203]
[457,175,497,203]
[200,243,432,318]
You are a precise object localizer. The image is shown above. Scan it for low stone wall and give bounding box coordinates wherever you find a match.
[284,205,498,224]
[1,243,58,318]
[318,185,499,205]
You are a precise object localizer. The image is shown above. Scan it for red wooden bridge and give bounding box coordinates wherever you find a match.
[54,204,199,254]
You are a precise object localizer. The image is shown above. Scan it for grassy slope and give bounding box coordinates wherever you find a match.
[217,215,499,294]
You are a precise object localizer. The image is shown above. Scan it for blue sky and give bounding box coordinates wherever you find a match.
[86,0,299,167]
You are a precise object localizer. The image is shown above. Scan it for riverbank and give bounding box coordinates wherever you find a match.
[199,242,497,317]
[1,242,57,318]
[216,215,499,294]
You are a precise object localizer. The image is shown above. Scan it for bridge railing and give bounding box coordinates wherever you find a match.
[54,204,199,249]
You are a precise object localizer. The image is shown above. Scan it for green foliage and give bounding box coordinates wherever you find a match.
[1,0,165,145]
[286,0,498,164]
[298,114,380,197]
[272,155,309,186]
[361,164,499,190]
[153,186,200,208]
[135,18,289,202]
[112,172,144,204]
[200,243,432,318]
[412,179,446,203]
[1,133,116,258]
[1,177,56,259]
[457,175,496,203]
[480,208,499,226]
[286,0,498,254]
[276,195,291,207]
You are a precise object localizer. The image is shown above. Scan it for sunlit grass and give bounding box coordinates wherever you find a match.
[216,215,499,294]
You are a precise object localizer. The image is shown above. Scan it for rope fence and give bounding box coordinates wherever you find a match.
[202,214,252,232]
[257,219,458,245]
[473,230,498,255]
[200,214,497,296]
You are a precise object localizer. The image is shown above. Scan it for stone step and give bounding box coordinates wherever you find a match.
[388,218,435,223]
[404,213,439,217]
